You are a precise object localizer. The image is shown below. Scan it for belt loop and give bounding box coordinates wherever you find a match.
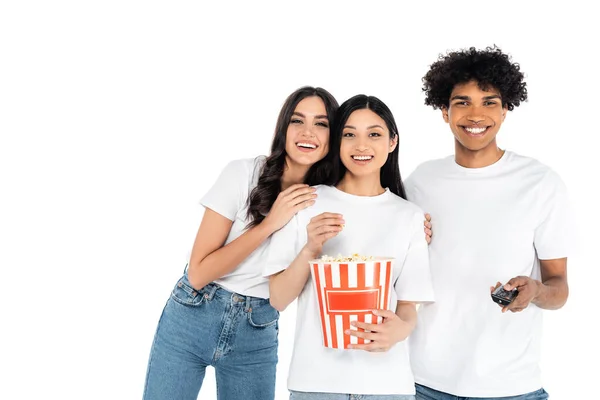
[245,295,252,312]
[204,283,218,300]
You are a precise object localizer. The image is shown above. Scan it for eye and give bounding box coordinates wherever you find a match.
[316,121,329,128]
[483,101,498,106]
[342,132,355,138]
[454,101,469,107]
[369,132,382,137]
[290,119,303,124]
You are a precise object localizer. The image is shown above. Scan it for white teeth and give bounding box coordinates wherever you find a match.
[465,127,487,134]
[352,155,373,161]
[297,142,317,149]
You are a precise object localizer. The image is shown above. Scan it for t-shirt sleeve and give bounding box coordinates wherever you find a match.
[263,215,302,277]
[534,170,574,260]
[394,210,435,303]
[199,159,250,221]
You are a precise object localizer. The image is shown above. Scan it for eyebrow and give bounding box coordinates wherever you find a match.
[344,124,385,130]
[450,95,502,101]
[292,111,328,119]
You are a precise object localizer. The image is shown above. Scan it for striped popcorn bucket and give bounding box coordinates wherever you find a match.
[309,258,394,350]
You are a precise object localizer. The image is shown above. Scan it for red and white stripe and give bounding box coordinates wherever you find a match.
[311,260,393,350]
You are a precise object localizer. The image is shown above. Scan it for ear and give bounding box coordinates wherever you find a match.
[502,105,508,121]
[389,134,398,153]
[442,107,449,123]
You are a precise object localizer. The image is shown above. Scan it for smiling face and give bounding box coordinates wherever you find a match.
[443,80,507,153]
[340,108,397,180]
[284,96,330,167]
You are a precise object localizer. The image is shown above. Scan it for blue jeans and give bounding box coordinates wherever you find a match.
[290,390,416,400]
[415,384,548,400]
[143,274,279,400]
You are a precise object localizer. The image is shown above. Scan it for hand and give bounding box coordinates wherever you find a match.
[424,213,432,244]
[304,212,344,257]
[490,277,541,313]
[262,184,317,232]
[344,309,411,352]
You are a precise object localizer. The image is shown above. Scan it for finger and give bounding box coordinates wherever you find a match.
[285,186,317,201]
[346,342,381,351]
[345,329,377,340]
[317,230,341,243]
[504,276,527,291]
[280,183,309,196]
[350,321,381,332]
[425,228,432,236]
[314,224,343,236]
[290,192,318,207]
[425,213,431,222]
[310,212,343,222]
[490,281,502,293]
[426,235,431,244]
[371,309,396,319]
[293,199,316,212]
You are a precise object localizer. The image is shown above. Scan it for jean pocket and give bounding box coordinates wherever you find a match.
[170,275,204,307]
[247,302,280,328]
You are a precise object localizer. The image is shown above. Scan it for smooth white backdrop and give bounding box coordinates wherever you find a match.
[1,1,597,399]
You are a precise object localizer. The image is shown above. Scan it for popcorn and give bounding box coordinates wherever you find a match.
[320,253,375,262]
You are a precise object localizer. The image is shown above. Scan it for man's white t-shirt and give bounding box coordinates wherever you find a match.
[404,151,572,397]
[263,185,434,395]
[199,156,272,298]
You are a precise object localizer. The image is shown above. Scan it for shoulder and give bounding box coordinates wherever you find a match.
[386,192,426,220]
[406,155,453,183]
[506,151,566,189]
[222,156,266,184]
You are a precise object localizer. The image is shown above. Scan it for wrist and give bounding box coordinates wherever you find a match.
[258,218,277,236]
[300,245,319,260]
[532,279,544,302]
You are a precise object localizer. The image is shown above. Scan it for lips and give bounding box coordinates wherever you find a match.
[296,141,318,152]
[350,155,374,165]
[461,125,490,137]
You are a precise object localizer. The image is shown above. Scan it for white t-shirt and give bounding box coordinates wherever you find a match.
[404,151,572,397]
[263,185,434,395]
[199,156,272,298]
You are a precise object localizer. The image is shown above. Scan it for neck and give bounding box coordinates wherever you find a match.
[281,156,310,190]
[455,140,505,168]
[336,172,385,196]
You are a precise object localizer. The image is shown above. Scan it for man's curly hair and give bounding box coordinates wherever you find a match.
[422,46,528,111]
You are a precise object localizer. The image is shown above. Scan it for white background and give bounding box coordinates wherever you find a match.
[1,1,597,399]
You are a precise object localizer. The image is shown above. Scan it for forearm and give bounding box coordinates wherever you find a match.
[269,246,316,311]
[532,276,569,310]
[187,222,274,289]
[395,301,417,334]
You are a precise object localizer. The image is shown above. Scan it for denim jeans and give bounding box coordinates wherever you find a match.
[143,274,279,400]
[290,390,416,400]
[415,384,549,400]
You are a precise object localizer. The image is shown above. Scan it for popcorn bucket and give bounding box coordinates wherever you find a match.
[309,258,394,350]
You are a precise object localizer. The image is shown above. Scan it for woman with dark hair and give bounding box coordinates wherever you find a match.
[143,86,339,400]
[264,95,435,399]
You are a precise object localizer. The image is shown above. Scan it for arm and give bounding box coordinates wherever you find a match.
[268,212,344,311]
[496,171,572,312]
[187,209,274,289]
[268,246,316,311]
[187,183,317,290]
[534,258,569,309]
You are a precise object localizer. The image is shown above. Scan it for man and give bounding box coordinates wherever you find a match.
[405,46,572,400]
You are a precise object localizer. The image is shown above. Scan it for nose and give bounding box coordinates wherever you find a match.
[466,108,486,124]
[354,137,369,152]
